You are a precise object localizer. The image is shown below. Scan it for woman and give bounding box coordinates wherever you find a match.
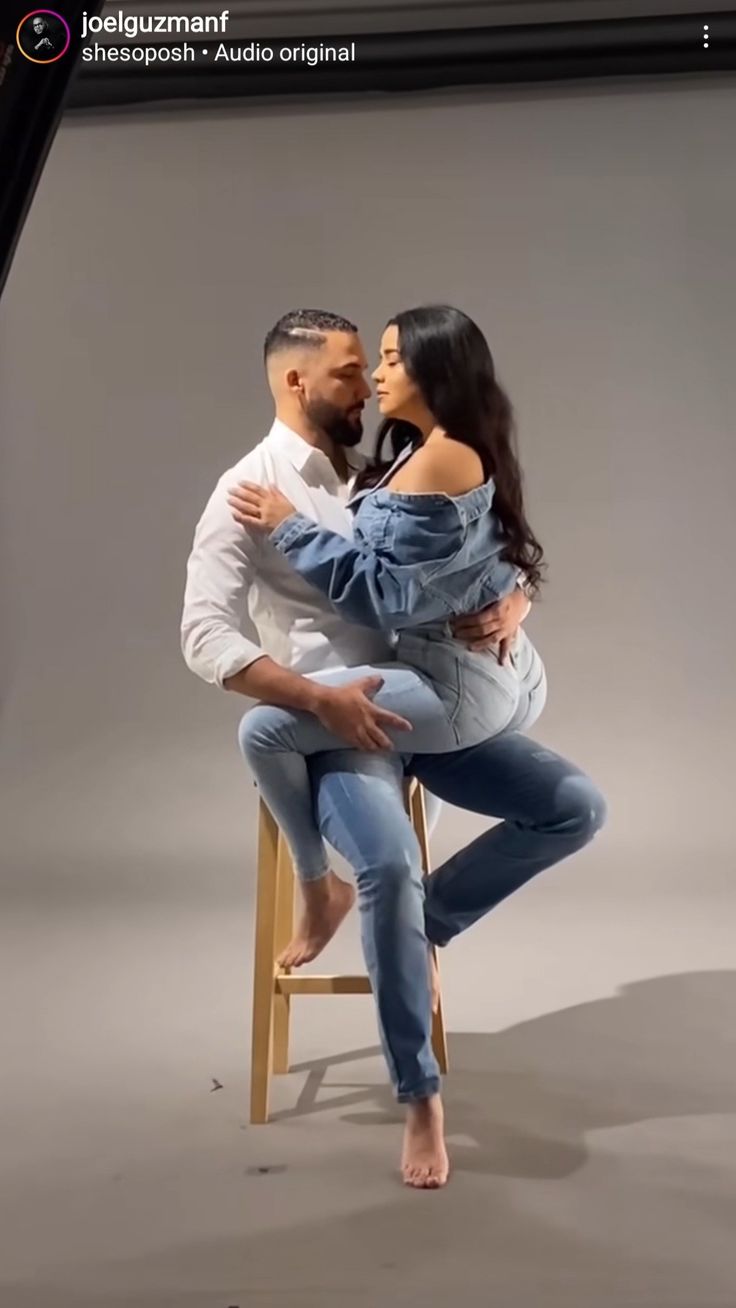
[228,304,547,966]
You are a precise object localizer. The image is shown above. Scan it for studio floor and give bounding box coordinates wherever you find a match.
[1,829,735,1308]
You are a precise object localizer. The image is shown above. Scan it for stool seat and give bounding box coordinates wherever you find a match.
[250,776,448,1123]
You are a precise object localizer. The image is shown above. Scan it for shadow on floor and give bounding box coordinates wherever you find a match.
[2,970,734,1308]
[276,968,736,1179]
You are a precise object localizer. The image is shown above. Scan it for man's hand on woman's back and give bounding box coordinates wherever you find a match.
[451,587,532,662]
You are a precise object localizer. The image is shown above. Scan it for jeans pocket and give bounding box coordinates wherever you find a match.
[396,631,463,728]
[455,656,519,744]
[527,662,548,725]
[512,658,547,734]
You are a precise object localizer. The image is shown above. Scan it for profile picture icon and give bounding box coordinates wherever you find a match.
[17,9,70,63]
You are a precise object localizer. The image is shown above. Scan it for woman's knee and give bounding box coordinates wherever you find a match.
[237,704,289,759]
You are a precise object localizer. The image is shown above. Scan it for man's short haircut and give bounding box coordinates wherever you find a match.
[264,309,358,364]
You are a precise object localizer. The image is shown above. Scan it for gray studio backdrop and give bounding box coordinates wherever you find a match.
[1,76,734,906]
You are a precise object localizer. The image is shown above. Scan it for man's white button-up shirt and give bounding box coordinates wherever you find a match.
[181,419,393,687]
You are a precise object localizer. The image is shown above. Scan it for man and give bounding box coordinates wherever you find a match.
[181,308,606,1190]
[30,15,58,54]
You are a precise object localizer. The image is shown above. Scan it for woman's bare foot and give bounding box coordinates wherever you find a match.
[401,1094,450,1189]
[428,947,441,1015]
[276,871,355,969]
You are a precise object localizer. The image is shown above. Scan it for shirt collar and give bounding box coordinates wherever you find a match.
[265,419,364,480]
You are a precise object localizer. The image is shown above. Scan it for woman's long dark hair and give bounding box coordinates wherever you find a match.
[354,305,546,594]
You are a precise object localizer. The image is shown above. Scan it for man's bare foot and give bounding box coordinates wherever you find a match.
[401,1094,450,1189]
[276,871,355,969]
[428,947,441,1015]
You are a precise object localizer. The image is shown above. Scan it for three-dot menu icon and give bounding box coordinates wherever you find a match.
[703,23,709,49]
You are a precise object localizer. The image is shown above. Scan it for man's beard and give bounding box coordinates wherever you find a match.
[305,398,363,448]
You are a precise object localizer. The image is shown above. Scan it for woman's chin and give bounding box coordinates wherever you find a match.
[377,398,400,419]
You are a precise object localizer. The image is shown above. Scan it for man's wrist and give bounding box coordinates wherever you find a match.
[223,655,328,715]
[304,682,342,718]
[301,681,328,715]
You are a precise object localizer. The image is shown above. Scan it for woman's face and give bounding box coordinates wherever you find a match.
[372,325,422,421]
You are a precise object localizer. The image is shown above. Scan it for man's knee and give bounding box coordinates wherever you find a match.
[319,800,422,897]
[354,840,422,900]
[312,754,424,893]
[556,774,608,846]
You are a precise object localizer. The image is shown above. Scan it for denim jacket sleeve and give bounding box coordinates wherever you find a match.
[268,505,465,632]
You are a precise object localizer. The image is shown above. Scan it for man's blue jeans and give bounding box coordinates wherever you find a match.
[309,735,606,1103]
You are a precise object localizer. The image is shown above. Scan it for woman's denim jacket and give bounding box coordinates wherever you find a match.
[269,478,520,633]
[268,476,543,746]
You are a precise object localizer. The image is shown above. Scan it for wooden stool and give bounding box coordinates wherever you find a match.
[250,777,449,1124]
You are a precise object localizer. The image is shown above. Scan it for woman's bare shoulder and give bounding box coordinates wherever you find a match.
[389,438,484,496]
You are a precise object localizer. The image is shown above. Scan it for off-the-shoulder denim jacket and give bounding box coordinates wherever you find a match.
[269,477,520,634]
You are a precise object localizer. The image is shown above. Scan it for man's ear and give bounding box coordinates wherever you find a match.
[284,366,304,397]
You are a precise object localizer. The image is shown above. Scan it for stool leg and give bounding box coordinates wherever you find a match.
[250,802,280,1124]
[430,950,450,1076]
[410,782,450,1076]
[272,836,295,1075]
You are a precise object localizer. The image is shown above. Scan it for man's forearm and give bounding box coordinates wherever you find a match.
[223,655,324,713]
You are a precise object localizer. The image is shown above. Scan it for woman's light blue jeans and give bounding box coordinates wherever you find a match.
[237,654,608,1104]
[238,635,547,882]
